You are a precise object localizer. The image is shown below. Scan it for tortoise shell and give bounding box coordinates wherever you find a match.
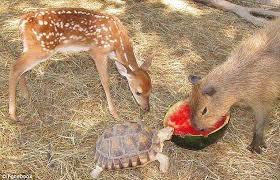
[94,122,161,170]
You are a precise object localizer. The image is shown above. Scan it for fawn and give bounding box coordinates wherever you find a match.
[9,8,152,121]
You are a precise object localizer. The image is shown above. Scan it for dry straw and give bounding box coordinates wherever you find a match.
[0,0,279,179]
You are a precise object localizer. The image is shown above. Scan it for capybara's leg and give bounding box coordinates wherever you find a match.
[248,108,268,154]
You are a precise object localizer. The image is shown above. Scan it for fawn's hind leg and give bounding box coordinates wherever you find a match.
[18,74,29,99]
[9,50,50,121]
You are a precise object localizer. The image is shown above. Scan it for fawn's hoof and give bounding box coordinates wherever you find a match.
[8,115,21,123]
[109,108,119,120]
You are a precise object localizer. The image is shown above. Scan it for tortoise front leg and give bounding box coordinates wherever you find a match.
[91,165,103,179]
[155,153,169,173]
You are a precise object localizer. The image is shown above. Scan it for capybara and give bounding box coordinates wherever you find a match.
[188,19,280,153]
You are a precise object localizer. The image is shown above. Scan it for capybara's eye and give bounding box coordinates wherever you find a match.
[136,92,142,96]
[202,107,207,115]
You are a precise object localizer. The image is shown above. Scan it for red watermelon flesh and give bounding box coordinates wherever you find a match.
[165,101,227,136]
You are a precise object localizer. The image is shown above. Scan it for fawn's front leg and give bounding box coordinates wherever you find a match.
[89,51,119,119]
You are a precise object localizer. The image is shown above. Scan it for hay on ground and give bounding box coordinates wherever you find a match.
[0,0,279,179]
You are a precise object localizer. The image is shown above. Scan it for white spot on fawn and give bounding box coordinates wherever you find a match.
[124,53,128,61]
[120,37,125,50]
[128,65,134,71]
[57,45,91,52]
[38,20,44,25]
[23,38,28,52]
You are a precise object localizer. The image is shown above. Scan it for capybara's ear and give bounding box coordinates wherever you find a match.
[188,75,201,85]
[202,86,216,96]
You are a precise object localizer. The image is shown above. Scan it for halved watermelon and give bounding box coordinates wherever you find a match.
[164,100,230,150]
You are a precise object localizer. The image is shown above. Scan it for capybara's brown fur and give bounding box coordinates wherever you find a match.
[188,19,280,153]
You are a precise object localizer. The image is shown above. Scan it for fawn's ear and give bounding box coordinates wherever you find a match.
[140,56,152,71]
[115,61,133,78]
[188,75,201,85]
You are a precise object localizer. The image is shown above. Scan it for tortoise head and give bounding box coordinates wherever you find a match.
[158,127,174,142]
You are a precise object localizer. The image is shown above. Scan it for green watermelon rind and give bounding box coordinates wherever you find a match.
[164,100,230,150]
[171,121,229,150]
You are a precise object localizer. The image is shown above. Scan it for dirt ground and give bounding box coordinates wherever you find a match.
[0,0,279,179]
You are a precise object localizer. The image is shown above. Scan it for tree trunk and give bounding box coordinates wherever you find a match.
[193,0,280,26]
[256,0,280,6]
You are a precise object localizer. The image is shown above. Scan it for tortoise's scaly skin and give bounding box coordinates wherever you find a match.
[94,122,161,170]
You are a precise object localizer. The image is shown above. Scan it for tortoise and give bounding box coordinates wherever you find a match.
[91,122,174,178]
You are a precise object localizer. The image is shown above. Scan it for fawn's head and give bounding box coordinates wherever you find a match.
[115,60,152,111]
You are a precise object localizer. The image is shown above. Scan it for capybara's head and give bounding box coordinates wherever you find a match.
[188,75,230,130]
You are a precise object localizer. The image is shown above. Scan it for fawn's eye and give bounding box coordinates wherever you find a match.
[136,92,142,96]
[202,107,207,115]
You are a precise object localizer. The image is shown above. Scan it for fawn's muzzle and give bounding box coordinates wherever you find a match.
[143,105,150,112]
